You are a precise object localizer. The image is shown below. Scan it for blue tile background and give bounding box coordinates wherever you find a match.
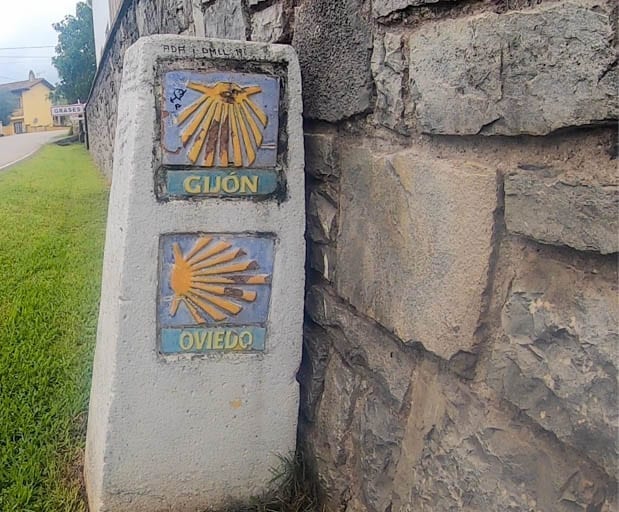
[158,233,275,327]
[162,71,280,168]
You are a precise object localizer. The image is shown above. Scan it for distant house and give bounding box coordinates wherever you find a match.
[0,71,56,136]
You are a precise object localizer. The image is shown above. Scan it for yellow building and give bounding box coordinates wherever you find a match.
[0,71,56,136]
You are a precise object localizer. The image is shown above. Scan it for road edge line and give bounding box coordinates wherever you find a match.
[0,146,42,172]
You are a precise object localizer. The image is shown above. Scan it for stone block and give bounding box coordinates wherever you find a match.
[505,167,619,254]
[305,132,339,180]
[299,322,331,423]
[371,32,406,133]
[409,2,618,135]
[292,0,372,122]
[373,0,451,18]
[356,387,403,512]
[392,359,615,511]
[302,315,616,511]
[336,146,498,360]
[135,0,194,37]
[306,284,414,406]
[304,350,360,507]
[307,191,337,243]
[302,285,413,511]
[318,180,339,206]
[251,2,285,43]
[308,242,336,282]
[487,245,618,475]
[203,0,247,40]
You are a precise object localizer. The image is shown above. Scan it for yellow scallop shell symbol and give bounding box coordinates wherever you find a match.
[175,81,269,167]
[169,237,271,324]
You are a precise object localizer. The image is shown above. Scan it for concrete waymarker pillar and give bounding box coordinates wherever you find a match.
[85,36,304,512]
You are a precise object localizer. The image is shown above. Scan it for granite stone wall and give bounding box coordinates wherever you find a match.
[87,0,618,510]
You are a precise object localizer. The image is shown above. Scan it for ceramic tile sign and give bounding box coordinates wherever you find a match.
[161,71,280,199]
[158,233,274,354]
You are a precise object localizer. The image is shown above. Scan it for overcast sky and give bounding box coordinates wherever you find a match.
[0,0,80,85]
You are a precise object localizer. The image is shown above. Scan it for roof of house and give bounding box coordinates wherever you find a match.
[0,78,54,93]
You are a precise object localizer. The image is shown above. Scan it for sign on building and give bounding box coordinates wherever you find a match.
[84,36,304,512]
[51,104,84,116]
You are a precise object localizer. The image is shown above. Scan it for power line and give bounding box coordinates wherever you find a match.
[0,46,55,50]
[0,56,53,58]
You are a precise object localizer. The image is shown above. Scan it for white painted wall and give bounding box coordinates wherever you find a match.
[92,0,111,64]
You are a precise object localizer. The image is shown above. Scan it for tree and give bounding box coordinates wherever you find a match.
[48,88,67,106]
[52,1,96,104]
[0,90,18,125]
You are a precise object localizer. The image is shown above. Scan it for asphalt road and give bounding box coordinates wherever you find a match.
[0,130,70,170]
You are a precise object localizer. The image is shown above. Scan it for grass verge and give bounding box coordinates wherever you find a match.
[0,144,108,511]
[220,452,323,512]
